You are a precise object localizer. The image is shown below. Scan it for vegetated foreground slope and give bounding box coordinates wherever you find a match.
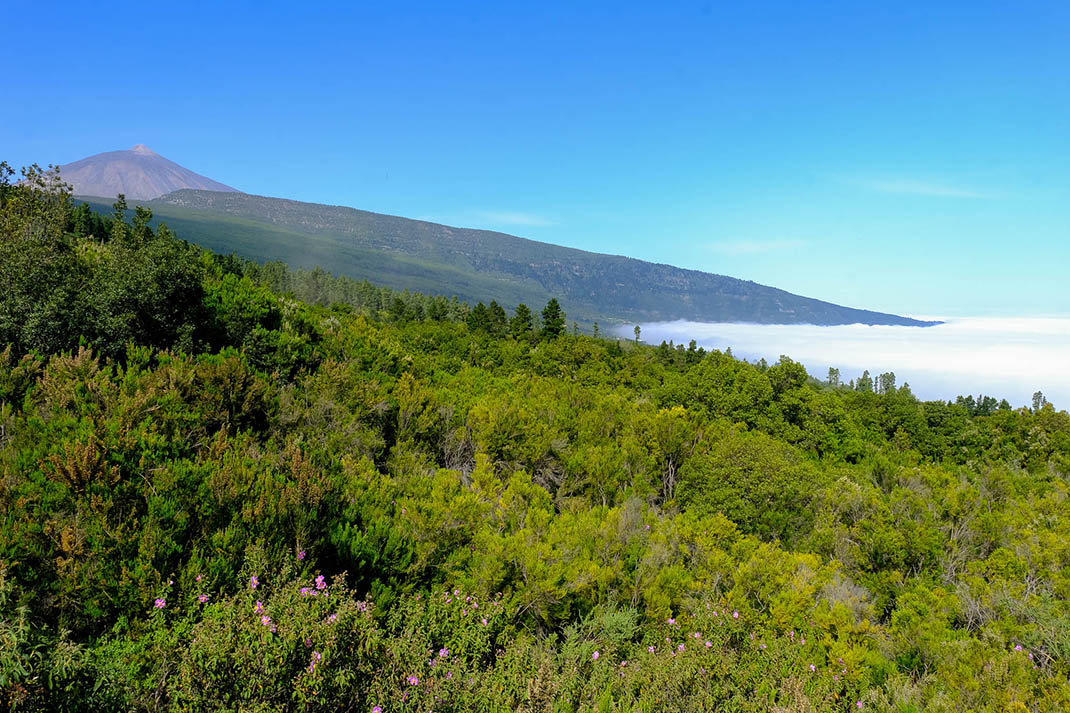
[116,188,933,327]
[57,145,239,200]
[3,163,1068,712]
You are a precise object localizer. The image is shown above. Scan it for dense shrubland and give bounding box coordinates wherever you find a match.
[1,163,1069,711]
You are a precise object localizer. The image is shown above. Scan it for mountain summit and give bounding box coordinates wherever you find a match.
[58,145,239,200]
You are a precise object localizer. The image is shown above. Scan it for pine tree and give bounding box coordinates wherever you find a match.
[510,303,533,339]
[467,302,490,332]
[487,300,508,336]
[541,298,565,338]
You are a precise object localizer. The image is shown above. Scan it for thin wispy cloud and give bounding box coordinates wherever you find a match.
[474,210,555,227]
[709,239,808,256]
[855,178,993,199]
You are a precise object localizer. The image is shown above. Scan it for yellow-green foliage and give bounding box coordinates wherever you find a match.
[1,164,1069,711]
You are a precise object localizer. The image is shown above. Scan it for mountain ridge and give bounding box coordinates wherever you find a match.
[133,188,936,327]
[58,143,936,328]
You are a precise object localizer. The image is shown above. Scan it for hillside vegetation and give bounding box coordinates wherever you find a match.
[3,164,1068,712]
[79,189,936,328]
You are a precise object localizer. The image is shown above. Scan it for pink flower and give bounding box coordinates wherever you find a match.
[372,708,382,713]
[407,675,419,686]
[327,613,338,624]
[315,575,326,591]
[198,594,209,603]
[677,644,685,652]
[592,651,600,660]
[154,598,166,609]
[732,610,739,619]
[439,648,450,658]
[857,703,863,709]
[1014,644,1023,651]
[261,615,271,626]
[809,664,816,672]
[250,575,259,589]
[705,641,712,648]
[300,587,310,596]
[254,601,264,614]
[195,574,203,582]
[297,550,306,560]
[667,617,675,625]
[648,645,655,653]
[481,617,488,626]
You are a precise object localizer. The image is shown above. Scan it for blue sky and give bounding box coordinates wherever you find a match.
[5,1,1069,317]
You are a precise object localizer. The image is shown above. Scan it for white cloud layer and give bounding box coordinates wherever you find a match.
[621,317,1070,409]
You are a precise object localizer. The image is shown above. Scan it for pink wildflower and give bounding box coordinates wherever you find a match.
[648,645,655,653]
[407,675,419,686]
[250,575,259,589]
[154,598,166,609]
[261,615,271,626]
[732,610,739,619]
[297,550,306,560]
[198,594,209,603]
[592,651,600,660]
[254,601,264,614]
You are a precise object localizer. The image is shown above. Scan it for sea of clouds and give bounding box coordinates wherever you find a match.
[621,317,1070,409]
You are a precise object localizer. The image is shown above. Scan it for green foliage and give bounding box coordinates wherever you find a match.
[1,164,1069,710]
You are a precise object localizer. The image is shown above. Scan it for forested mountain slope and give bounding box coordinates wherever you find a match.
[3,164,1067,712]
[77,188,936,328]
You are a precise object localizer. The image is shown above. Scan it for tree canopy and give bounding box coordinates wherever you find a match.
[1,163,1068,712]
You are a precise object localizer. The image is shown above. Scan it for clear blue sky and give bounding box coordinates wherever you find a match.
[5,1,1068,317]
